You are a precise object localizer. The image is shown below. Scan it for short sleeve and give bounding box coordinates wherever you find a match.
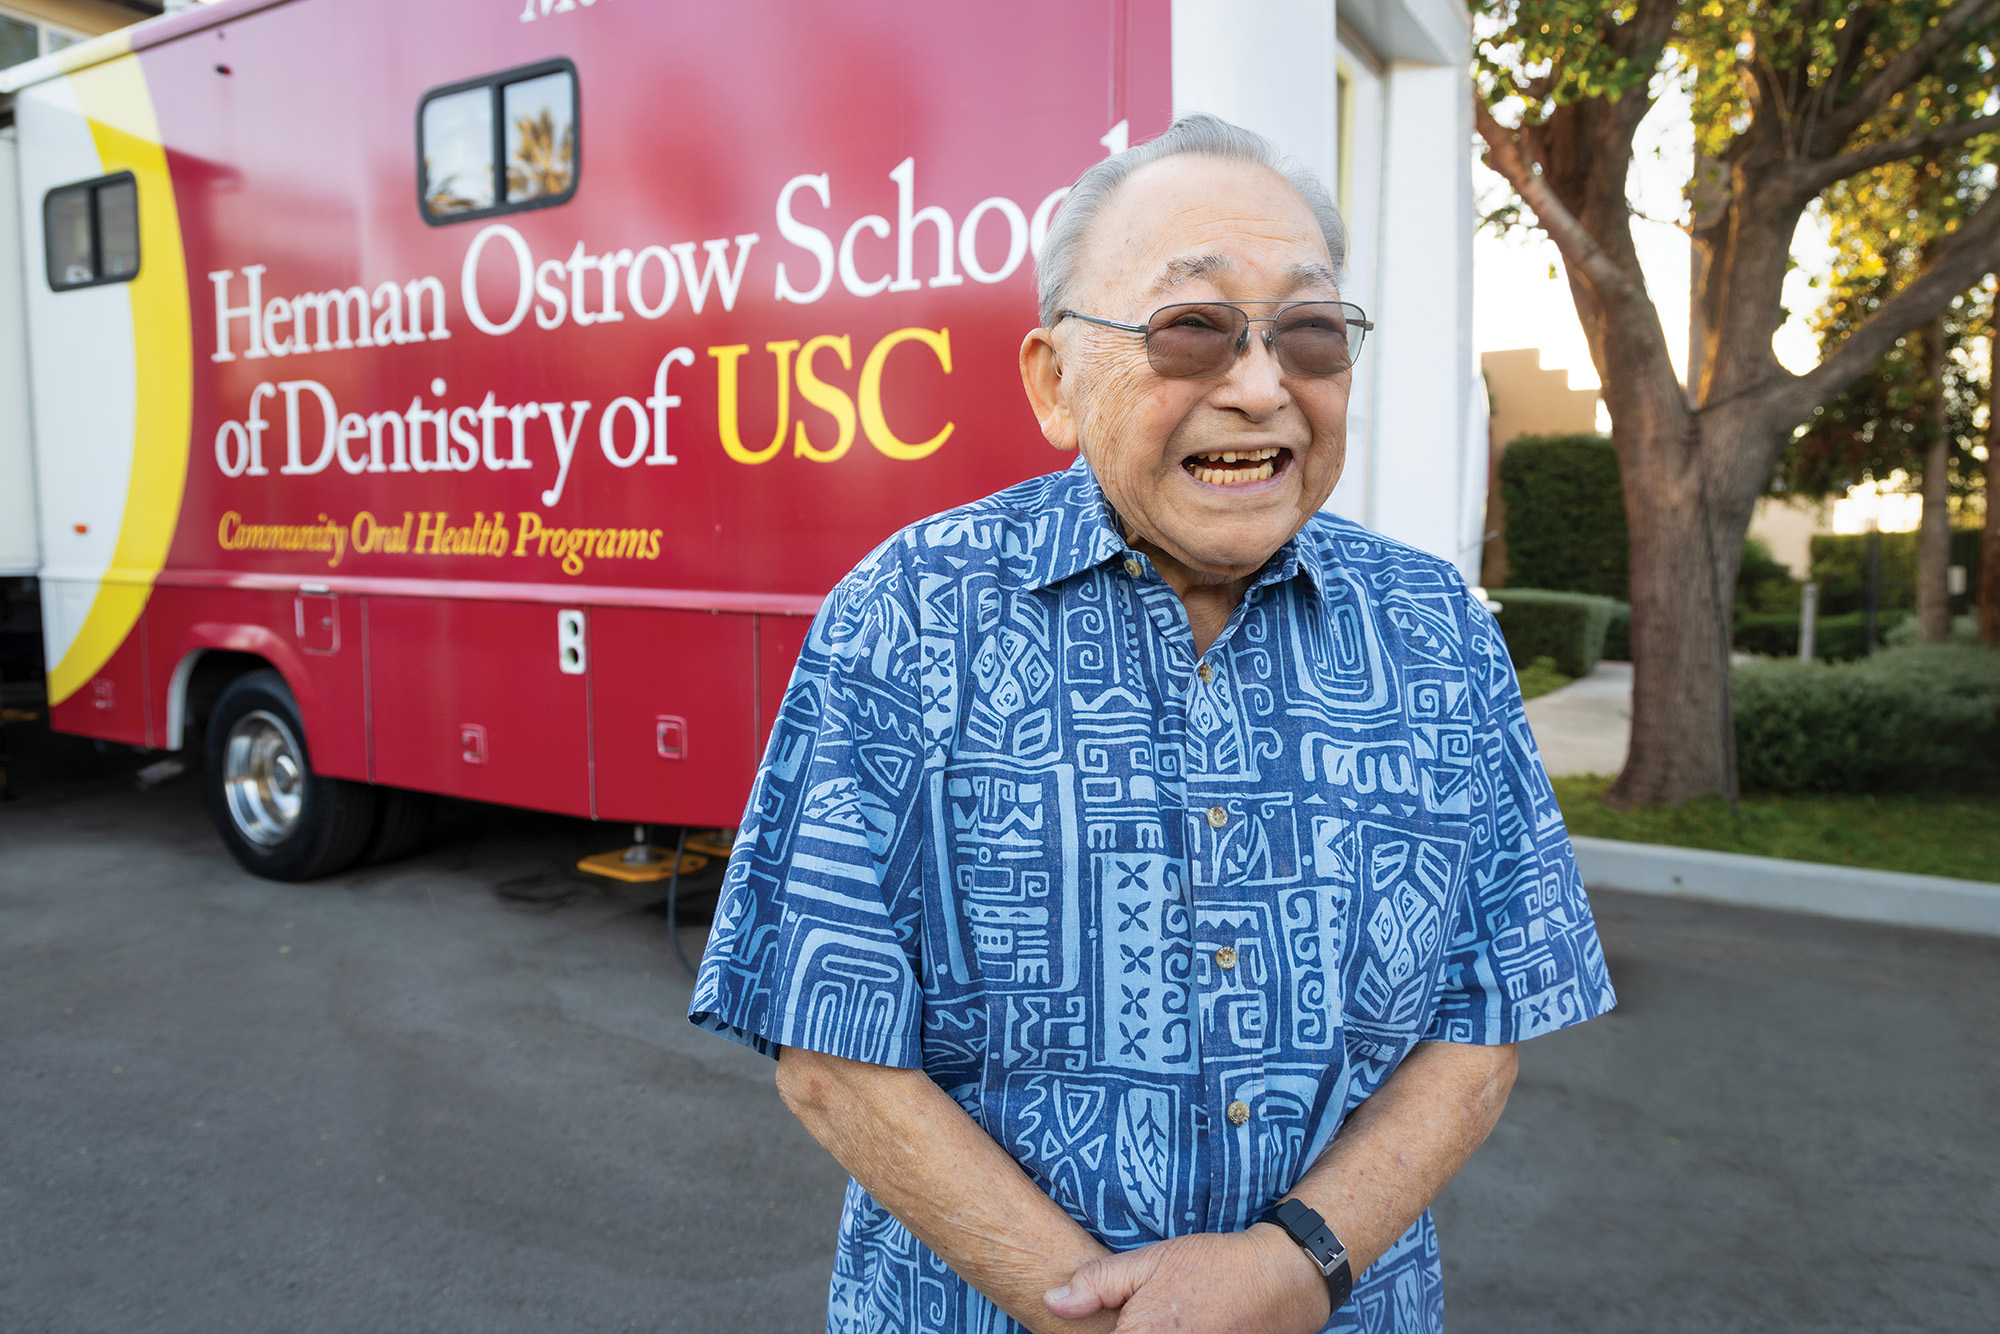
[688,545,930,1068]
[1422,593,1617,1045]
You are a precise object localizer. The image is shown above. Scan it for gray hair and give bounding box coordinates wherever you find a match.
[1036,113,1347,327]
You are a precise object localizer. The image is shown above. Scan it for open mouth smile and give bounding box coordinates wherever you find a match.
[1182,447,1288,486]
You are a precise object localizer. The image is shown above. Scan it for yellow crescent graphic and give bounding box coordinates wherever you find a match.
[43,53,193,706]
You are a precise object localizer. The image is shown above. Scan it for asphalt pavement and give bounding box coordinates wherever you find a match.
[3,719,1994,1333]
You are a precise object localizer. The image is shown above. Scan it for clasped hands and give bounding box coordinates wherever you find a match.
[1040,1222,1333,1334]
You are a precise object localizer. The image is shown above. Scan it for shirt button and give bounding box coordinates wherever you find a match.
[1206,806,1228,829]
[1226,1099,1252,1126]
[1198,663,1214,684]
[1214,945,1238,970]
[1124,557,1142,576]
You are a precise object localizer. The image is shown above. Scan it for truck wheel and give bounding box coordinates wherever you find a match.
[358,786,437,866]
[205,670,376,881]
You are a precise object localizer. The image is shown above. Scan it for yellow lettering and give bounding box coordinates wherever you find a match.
[710,339,800,464]
[557,529,588,576]
[515,511,542,556]
[217,511,241,549]
[860,326,953,461]
[793,334,856,462]
[415,511,449,555]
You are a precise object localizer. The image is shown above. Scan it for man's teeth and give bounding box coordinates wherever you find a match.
[1186,447,1281,486]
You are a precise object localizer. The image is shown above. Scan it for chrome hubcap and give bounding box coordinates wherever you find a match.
[223,709,305,847]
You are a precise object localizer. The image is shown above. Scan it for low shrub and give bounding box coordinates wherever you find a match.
[1737,536,1802,615]
[1884,613,1983,647]
[1602,603,1631,662]
[1489,588,1620,679]
[1732,611,1883,662]
[1732,643,2000,794]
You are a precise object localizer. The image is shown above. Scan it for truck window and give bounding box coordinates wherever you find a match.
[419,59,577,224]
[44,172,140,291]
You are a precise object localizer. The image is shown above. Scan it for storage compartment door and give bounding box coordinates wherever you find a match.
[367,597,591,817]
[591,607,756,829]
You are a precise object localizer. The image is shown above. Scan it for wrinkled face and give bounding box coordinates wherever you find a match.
[1032,155,1351,585]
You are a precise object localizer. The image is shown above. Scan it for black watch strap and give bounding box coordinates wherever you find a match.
[1256,1197,1353,1314]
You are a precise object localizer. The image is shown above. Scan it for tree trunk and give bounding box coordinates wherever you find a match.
[1917,316,1953,642]
[1606,396,1758,809]
[1611,468,1743,806]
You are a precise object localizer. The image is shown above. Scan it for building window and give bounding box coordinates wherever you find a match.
[0,9,85,71]
[45,173,140,291]
[418,59,577,224]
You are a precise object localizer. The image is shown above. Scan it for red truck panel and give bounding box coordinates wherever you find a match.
[590,606,756,828]
[32,0,1174,830]
[366,596,590,815]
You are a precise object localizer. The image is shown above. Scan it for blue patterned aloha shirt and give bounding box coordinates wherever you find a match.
[691,455,1616,1333]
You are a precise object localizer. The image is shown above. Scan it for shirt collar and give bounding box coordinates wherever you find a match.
[1008,454,1334,600]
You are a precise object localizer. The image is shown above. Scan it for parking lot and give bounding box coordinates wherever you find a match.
[4,721,1996,1333]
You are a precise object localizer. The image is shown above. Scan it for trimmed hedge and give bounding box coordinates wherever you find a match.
[1497,434,1628,599]
[1489,588,1620,679]
[1603,603,1631,662]
[1732,611,1881,662]
[1733,643,2000,793]
[1809,527,1983,616]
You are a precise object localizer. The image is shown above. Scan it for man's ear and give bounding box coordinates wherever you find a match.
[1020,328,1079,452]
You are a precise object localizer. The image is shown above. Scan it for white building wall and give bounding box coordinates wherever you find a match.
[1366,59,1481,576]
[1171,0,1483,582]
[1170,1,1340,204]
[0,127,39,574]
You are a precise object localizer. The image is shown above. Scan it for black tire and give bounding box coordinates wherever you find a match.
[204,669,376,881]
[358,786,438,866]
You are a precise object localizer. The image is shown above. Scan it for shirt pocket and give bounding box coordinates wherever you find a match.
[1314,814,1468,1036]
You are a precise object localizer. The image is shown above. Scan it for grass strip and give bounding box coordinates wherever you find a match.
[1549,774,2000,885]
[1516,655,1572,702]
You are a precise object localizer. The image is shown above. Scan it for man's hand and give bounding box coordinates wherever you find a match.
[1048,1041,1518,1332]
[1044,1225,1330,1334]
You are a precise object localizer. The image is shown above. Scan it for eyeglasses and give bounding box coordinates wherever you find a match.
[1056,301,1371,379]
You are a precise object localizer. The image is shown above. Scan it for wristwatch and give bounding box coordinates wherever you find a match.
[1256,1197,1353,1314]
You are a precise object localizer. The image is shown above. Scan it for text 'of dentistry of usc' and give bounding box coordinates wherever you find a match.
[204,155,1067,523]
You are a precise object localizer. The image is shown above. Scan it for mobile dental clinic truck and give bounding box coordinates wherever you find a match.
[0,0,1176,878]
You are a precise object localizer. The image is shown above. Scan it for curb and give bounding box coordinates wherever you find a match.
[1570,836,2000,938]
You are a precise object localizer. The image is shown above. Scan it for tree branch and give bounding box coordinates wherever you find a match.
[1474,100,1639,301]
[1804,0,1880,140]
[1815,0,2000,150]
[1798,111,2000,196]
[1765,188,2000,425]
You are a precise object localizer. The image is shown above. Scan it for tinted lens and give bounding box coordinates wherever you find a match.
[1272,303,1358,376]
[1144,303,1246,378]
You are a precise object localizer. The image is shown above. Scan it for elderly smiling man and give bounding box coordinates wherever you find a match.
[691,115,1615,1334]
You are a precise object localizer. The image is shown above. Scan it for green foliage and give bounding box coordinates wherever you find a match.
[1550,775,2000,882]
[1885,612,1984,646]
[1498,434,1628,598]
[1808,528,1984,615]
[1603,602,1632,661]
[1470,0,1657,128]
[1735,536,1802,614]
[1764,0,1995,505]
[1517,655,1575,700]
[1779,294,1990,504]
[1490,587,1620,677]
[1732,643,2000,793]
[1733,610,1880,661]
